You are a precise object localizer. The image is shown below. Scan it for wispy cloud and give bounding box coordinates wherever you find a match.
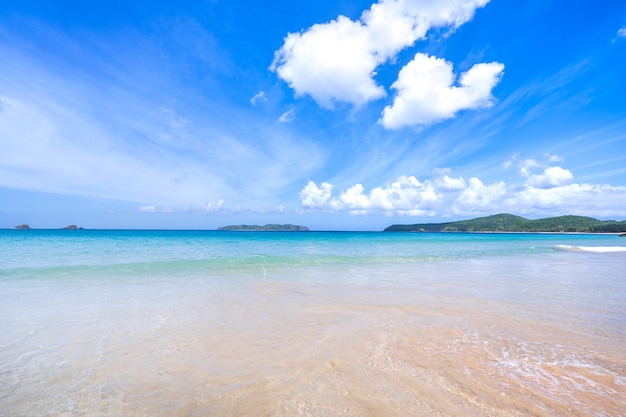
[0,28,324,213]
[250,90,266,105]
[278,109,295,122]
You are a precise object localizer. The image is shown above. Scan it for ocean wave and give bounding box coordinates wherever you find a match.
[555,245,626,253]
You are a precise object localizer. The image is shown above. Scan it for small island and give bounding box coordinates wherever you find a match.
[62,225,84,230]
[9,224,85,230]
[385,213,626,233]
[218,224,309,231]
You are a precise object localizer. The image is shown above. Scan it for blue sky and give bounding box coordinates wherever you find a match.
[1,0,625,230]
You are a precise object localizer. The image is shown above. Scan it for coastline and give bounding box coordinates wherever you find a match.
[3,227,625,235]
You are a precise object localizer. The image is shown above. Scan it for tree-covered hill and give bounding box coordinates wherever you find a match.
[384,214,626,233]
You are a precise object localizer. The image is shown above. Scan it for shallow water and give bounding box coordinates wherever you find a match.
[1,230,625,416]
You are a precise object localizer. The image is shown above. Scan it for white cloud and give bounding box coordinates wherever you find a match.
[300,181,333,208]
[331,183,372,210]
[299,164,626,218]
[271,0,491,108]
[205,199,224,212]
[503,153,519,169]
[455,177,506,208]
[333,176,439,212]
[380,54,504,128]
[526,166,573,189]
[271,16,384,108]
[436,175,467,190]
[510,183,626,218]
[278,109,296,122]
[518,158,542,177]
[517,154,571,188]
[138,205,176,213]
[618,27,626,38]
[302,175,439,214]
[250,90,266,105]
[363,0,491,47]
[544,153,563,163]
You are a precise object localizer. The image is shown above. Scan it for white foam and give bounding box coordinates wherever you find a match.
[555,245,626,253]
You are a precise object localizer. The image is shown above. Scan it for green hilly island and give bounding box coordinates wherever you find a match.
[385,214,626,233]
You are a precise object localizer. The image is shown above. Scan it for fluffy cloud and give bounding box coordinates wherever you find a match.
[618,27,626,38]
[328,176,438,214]
[436,175,467,190]
[511,183,626,216]
[526,166,573,189]
[299,162,626,218]
[271,0,491,109]
[454,177,506,210]
[380,54,504,128]
[300,175,454,215]
[300,180,333,208]
[518,158,541,177]
[271,15,384,108]
[517,155,573,188]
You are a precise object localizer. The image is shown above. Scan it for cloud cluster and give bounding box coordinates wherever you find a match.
[300,156,626,218]
[271,0,503,128]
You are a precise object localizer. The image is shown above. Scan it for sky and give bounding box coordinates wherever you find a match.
[1,0,626,231]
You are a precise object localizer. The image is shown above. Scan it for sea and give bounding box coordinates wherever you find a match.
[1,229,625,417]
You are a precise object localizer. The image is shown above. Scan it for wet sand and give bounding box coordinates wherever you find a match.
[1,255,625,416]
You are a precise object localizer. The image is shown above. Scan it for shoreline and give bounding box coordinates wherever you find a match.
[3,227,625,235]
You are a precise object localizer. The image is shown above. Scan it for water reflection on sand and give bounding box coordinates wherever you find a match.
[1,254,625,416]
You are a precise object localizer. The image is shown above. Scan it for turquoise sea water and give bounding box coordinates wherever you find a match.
[4,229,625,269]
[1,230,625,416]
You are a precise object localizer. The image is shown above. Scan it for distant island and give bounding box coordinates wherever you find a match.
[11,224,84,230]
[218,224,309,231]
[62,225,84,230]
[385,214,626,233]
